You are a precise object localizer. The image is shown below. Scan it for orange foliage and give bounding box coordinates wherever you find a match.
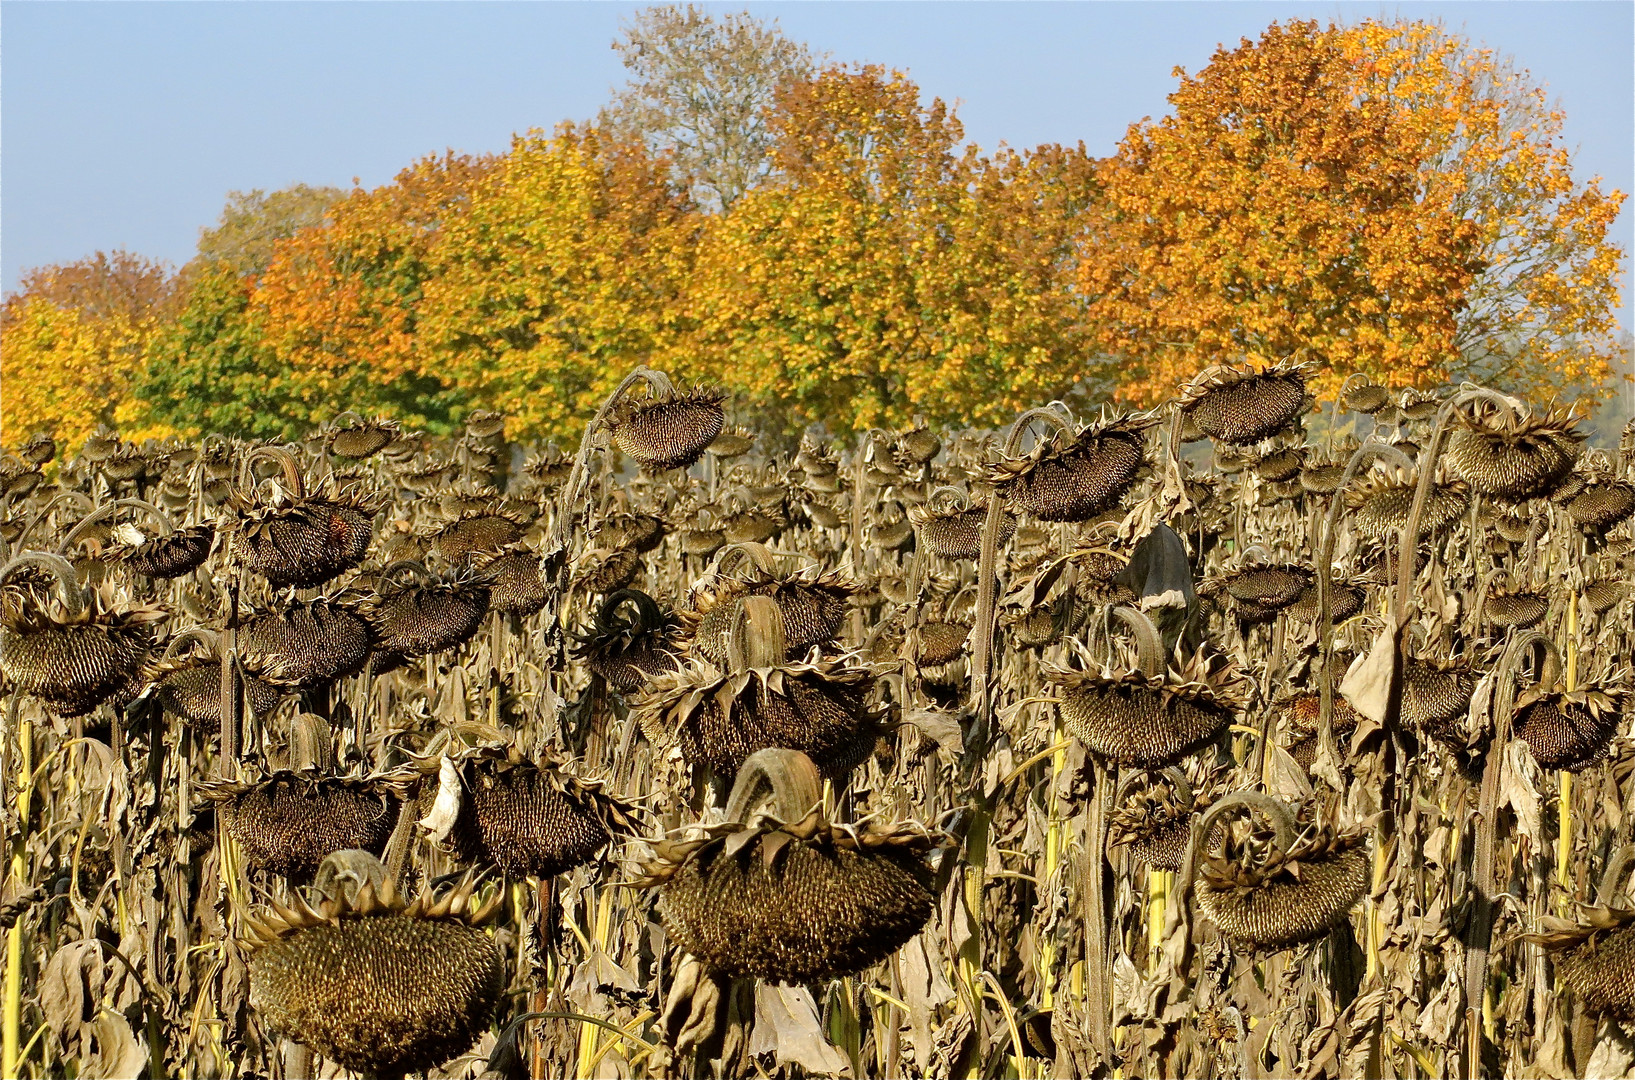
[249,152,494,418]
[2,252,177,451]
[1079,19,1627,405]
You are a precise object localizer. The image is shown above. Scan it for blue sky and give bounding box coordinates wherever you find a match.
[3,1,1631,321]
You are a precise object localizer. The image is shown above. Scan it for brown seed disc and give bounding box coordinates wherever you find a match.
[919,507,1016,560]
[1183,369,1307,446]
[434,515,522,561]
[1256,447,1305,482]
[916,621,970,666]
[677,675,878,780]
[249,914,505,1080]
[154,662,280,732]
[1349,482,1468,542]
[1555,924,1635,1021]
[371,584,490,658]
[658,836,934,982]
[1059,681,1233,768]
[1343,383,1391,414]
[445,768,612,879]
[1568,482,1635,531]
[221,777,399,880]
[1224,566,1313,608]
[1198,848,1369,949]
[1402,662,1477,743]
[330,425,395,459]
[0,621,154,718]
[1445,424,1581,502]
[476,551,547,616]
[239,602,374,691]
[1299,465,1345,494]
[1515,697,1621,772]
[122,525,215,578]
[1483,591,1549,629]
[611,392,726,471]
[233,500,375,588]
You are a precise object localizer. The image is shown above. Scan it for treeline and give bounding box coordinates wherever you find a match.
[2,15,1627,450]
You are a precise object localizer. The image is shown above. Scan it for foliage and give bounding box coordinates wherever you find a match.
[8,17,1626,448]
[193,184,347,278]
[681,66,1101,435]
[598,4,817,211]
[133,263,305,440]
[238,154,489,435]
[1,252,176,451]
[1078,19,1627,405]
[418,126,698,442]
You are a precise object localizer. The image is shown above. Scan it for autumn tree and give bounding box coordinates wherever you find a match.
[598,5,817,210]
[680,66,1100,434]
[2,251,177,450]
[417,126,697,441]
[241,153,491,431]
[1079,19,1627,404]
[193,184,346,277]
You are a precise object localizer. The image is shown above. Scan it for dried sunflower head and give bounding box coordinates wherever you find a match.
[364,568,491,659]
[1179,360,1309,445]
[1280,692,1360,770]
[417,742,636,880]
[572,588,683,694]
[243,853,506,1080]
[1195,796,1370,951]
[1045,648,1246,769]
[198,767,408,881]
[1402,656,1479,746]
[1343,466,1468,542]
[1515,678,1630,772]
[473,547,548,617]
[636,750,939,982]
[610,385,727,472]
[635,597,882,780]
[0,578,164,718]
[986,413,1155,522]
[1107,764,1228,872]
[1524,907,1635,1021]
[228,477,380,588]
[108,521,216,579]
[1342,381,1391,415]
[145,642,281,731]
[1482,586,1549,630]
[1444,400,1584,501]
[908,491,1015,561]
[327,417,400,460]
[431,509,526,564]
[682,560,856,664]
[238,597,375,691]
[1566,480,1635,533]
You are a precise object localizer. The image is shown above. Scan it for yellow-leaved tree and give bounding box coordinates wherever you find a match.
[1078,19,1627,404]
[2,252,177,452]
[417,126,698,441]
[682,66,1100,434]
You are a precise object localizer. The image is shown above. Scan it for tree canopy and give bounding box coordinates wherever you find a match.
[4,13,1625,451]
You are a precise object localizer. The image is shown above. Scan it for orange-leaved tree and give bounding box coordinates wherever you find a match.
[1079,19,1627,405]
[417,125,698,442]
[245,152,494,432]
[2,251,178,452]
[683,65,1100,434]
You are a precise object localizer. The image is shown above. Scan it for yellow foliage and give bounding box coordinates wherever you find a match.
[2,293,172,454]
[416,125,697,441]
